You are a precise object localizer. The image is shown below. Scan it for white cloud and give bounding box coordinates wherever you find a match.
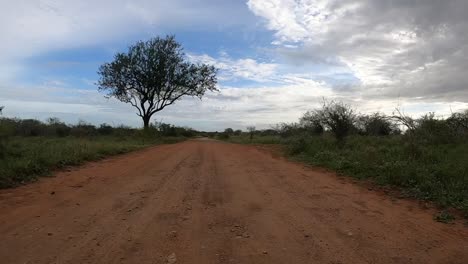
[3,78,465,131]
[247,0,468,102]
[187,53,278,82]
[0,0,255,82]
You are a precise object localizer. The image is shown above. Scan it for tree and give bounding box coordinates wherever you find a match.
[97,35,218,129]
[224,128,234,135]
[310,100,356,144]
[0,106,4,115]
[247,126,256,140]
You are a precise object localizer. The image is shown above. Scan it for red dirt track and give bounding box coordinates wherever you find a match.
[0,139,467,264]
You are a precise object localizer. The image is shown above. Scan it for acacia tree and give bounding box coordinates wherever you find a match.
[97,35,218,129]
[305,100,356,144]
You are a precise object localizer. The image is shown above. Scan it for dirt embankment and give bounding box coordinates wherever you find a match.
[0,140,467,263]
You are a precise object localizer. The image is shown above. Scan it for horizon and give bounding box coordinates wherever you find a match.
[1,1,467,131]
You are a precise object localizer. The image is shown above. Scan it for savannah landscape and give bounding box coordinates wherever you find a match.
[1,1,468,264]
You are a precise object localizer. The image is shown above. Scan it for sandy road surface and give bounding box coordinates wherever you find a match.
[0,139,467,264]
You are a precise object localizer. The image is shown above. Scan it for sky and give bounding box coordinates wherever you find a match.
[1,0,467,131]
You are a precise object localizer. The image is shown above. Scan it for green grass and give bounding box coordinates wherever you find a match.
[222,134,282,145]
[0,135,185,188]
[225,134,468,217]
[434,211,456,223]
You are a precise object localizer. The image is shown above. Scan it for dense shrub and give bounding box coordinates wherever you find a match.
[218,132,230,140]
[301,100,356,144]
[97,123,114,135]
[224,128,234,135]
[153,122,195,137]
[274,123,307,138]
[357,113,400,136]
[447,110,468,138]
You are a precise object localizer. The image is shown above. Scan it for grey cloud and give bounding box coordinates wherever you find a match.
[248,0,468,102]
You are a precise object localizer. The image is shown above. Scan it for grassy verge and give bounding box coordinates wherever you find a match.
[0,135,185,188]
[223,134,468,218]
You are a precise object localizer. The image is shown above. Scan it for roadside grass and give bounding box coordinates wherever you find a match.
[223,134,282,145]
[0,135,185,188]
[434,211,456,223]
[224,134,468,218]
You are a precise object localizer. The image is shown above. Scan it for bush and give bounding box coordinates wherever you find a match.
[274,123,307,138]
[412,113,453,144]
[70,120,97,137]
[218,132,230,140]
[286,136,308,155]
[302,100,356,144]
[153,122,195,137]
[447,110,468,138]
[357,113,399,136]
[98,123,114,135]
[46,118,71,137]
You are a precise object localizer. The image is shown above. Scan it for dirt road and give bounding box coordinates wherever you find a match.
[0,139,467,264]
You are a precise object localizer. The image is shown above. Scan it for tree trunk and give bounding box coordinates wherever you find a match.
[142,115,151,129]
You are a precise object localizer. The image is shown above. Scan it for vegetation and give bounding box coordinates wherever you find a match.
[220,103,468,218]
[0,116,191,188]
[97,35,218,129]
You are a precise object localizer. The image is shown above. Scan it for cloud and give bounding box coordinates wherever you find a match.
[0,0,255,82]
[3,77,465,131]
[247,0,468,102]
[187,53,279,82]
[1,1,467,131]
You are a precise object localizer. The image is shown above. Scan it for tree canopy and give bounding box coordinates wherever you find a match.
[97,35,218,128]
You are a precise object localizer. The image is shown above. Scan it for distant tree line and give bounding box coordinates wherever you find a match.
[219,100,468,146]
[0,117,197,138]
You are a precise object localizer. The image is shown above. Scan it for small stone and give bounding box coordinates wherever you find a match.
[242,232,250,238]
[304,234,310,238]
[47,232,53,236]
[166,253,177,264]
[50,191,55,195]
[169,231,178,238]
[347,232,353,236]
[262,251,268,255]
